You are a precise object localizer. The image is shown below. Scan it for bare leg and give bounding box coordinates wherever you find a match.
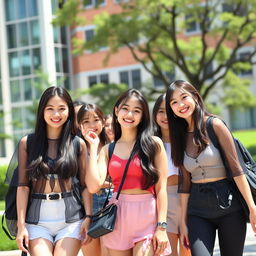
[167,232,179,256]
[108,248,132,256]
[54,237,81,256]
[29,238,53,256]
[133,240,154,256]
[81,238,101,256]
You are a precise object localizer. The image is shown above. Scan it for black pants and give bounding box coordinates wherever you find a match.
[188,210,246,256]
[187,179,248,256]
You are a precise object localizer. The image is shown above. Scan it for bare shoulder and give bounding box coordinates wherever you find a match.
[211,117,227,132]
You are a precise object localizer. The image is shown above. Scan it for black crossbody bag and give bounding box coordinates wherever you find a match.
[87,142,134,238]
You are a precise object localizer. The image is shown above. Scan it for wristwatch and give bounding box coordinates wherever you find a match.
[156,222,167,229]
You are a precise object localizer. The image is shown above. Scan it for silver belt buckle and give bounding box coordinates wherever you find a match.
[46,192,62,200]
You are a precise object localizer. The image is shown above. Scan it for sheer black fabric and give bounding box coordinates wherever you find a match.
[18,135,87,223]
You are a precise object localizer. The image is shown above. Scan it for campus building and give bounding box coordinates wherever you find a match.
[0,0,256,162]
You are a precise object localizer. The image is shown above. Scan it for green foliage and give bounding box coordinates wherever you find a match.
[72,83,128,114]
[53,0,256,102]
[222,71,256,108]
[0,165,8,200]
[233,129,256,161]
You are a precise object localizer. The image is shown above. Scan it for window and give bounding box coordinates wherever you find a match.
[85,29,95,41]
[100,74,109,84]
[5,0,16,21]
[84,0,105,8]
[153,71,175,88]
[88,75,97,87]
[9,52,20,77]
[24,78,32,100]
[7,24,17,49]
[18,0,27,19]
[222,4,247,16]
[119,69,141,89]
[185,14,198,33]
[30,20,40,44]
[239,52,252,76]
[21,50,31,75]
[10,80,21,102]
[19,22,29,47]
[27,0,38,17]
[88,73,109,87]
[32,48,41,70]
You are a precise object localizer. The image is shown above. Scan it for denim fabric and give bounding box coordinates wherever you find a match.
[93,188,113,214]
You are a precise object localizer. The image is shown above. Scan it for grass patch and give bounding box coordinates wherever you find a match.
[0,215,18,251]
[233,129,256,161]
[0,200,5,211]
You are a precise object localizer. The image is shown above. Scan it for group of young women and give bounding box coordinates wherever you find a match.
[15,80,256,256]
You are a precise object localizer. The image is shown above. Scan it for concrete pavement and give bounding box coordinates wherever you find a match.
[1,224,255,256]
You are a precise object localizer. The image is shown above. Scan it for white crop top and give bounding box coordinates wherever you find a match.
[165,142,179,176]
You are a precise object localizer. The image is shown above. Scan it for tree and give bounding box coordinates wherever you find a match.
[71,83,128,114]
[53,0,256,104]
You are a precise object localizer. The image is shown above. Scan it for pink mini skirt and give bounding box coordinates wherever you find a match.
[102,193,171,255]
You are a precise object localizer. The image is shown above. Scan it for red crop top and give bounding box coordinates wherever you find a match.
[108,153,155,194]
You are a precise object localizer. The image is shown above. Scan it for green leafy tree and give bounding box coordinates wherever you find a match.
[53,0,256,105]
[71,83,128,114]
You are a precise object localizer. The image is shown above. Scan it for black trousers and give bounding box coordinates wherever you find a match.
[188,210,246,256]
[187,180,247,256]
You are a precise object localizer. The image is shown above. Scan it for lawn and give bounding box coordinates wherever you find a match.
[0,215,18,251]
[233,129,256,161]
[0,200,5,211]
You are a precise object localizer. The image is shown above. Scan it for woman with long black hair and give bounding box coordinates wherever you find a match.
[82,89,170,256]
[16,86,92,256]
[165,80,256,256]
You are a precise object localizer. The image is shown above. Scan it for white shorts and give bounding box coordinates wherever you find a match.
[26,198,84,244]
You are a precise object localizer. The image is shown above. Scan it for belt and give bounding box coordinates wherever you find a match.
[32,192,72,200]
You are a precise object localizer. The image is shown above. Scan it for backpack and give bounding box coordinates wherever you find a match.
[206,116,256,220]
[1,135,81,240]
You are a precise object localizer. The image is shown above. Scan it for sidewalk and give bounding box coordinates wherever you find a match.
[1,224,255,256]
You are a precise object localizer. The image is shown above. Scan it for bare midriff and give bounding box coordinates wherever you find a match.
[120,188,152,195]
[167,174,179,186]
[192,176,226,184]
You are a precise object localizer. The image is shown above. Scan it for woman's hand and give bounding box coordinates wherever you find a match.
[80,217,92,245]
[152,228,169,256]
[249,205,256,234]
[16,225,29,253]
[80,125,100,149]
[180,221,190,250]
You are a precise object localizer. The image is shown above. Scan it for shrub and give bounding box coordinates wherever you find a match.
[0,165,8,200]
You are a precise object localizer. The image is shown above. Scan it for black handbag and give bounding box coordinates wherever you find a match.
[87,142,134,238]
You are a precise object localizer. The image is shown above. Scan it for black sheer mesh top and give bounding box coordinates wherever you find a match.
[18,135,87,194]
[178,118,244,193]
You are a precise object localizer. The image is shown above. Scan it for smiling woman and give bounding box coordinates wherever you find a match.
[15,86,92,256]
[165,80,256,256]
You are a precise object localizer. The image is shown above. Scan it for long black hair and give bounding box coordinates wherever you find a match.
[77,103,107,146]
[152,94,165,138]
[113,89,159,188]
[165,80,209,167]
[27,86,78,179]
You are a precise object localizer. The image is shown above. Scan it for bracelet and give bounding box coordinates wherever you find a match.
[85,214,93,219]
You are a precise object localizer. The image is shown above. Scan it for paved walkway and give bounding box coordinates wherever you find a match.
[1,224,255,256]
